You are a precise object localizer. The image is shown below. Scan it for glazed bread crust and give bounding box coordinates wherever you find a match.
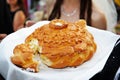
[11,19,97,72]
[26,19,97,68]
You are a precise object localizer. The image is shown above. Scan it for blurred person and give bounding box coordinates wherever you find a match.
[26,0,107,30]
[48,0,107,30]
[7,0,26,31]
[93,0,117,32]
[0,0,13,41]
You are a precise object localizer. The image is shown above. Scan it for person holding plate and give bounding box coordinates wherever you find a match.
[90,38,120,80]
[26,0,107,30]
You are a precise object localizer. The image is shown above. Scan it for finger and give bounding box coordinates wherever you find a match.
[0,34,7,40]
[25,20,35,27]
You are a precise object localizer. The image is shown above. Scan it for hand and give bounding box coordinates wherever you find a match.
[0,34,7,42]
[25,20,36,27]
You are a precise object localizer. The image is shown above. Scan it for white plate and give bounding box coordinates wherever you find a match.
[0,21,119,80]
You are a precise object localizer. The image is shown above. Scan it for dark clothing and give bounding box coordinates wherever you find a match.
[10,8,25,26]
[0,74,5,80]
[0,0,13,34]
[90,38,120,80]
[115,5,120,21]
[118,73,120,80]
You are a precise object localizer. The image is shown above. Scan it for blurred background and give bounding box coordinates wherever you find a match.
[0,0,120,41]
[23,0,120,33]
[23,0,55,21]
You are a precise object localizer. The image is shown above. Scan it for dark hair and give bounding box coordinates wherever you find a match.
[17,0,27,17]
[48,0,92,26]
[17,0,24,9]
[7,0,27,17]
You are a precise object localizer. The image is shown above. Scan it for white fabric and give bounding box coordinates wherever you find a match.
[0,21,120,80]
[114,67,120,80]
[93,0,117,32]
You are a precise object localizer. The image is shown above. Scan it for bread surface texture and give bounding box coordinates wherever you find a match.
[11,19,97,72]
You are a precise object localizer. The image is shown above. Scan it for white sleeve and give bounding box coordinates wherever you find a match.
[93,0,117,32]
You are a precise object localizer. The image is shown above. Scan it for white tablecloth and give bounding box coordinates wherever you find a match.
[0,21,120,80]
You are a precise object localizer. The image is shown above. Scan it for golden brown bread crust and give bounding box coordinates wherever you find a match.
[11,19,97,71]
[11,43,39,72]
[26,19,97,68]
